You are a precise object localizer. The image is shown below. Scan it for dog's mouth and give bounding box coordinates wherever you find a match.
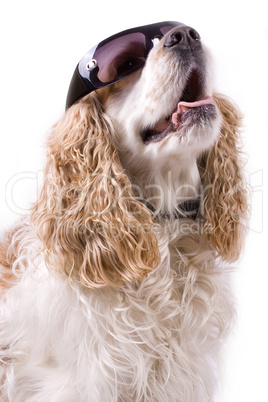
[140,69,213,144]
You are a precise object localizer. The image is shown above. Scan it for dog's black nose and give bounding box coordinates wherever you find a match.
[164,26,201,49]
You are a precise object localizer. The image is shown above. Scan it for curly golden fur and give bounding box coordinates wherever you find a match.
[200,94,248,262]
[31,97,160,288]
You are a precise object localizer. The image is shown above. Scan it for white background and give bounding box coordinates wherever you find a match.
[0,1,267,401]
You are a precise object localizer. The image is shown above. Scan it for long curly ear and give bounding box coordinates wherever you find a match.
[31,94,160,288]
[200,94,249,262]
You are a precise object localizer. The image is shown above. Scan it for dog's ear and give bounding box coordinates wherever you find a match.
[200,94,248,262]
[31,94,160,288]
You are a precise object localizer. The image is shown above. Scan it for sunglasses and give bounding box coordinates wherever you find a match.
[66,21,182,109]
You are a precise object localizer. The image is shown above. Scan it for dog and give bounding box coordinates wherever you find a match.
[0,21,248,401]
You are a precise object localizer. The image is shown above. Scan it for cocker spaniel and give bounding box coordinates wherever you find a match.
[0,21,248,401]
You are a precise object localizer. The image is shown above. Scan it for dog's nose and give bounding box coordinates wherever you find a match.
[164,26,201,49]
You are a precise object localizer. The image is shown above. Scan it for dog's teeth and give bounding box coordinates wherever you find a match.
[179,105,190,112]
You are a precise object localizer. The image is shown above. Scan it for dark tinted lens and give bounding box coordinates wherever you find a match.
[94,32,146,83]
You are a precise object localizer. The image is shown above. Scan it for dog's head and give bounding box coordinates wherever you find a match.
[32,22,248,288]
[102,24,219,159]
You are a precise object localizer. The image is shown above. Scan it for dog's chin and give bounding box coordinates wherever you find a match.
[140,102,218,146]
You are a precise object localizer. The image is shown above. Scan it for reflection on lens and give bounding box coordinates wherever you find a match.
[94,33,146,83]
[160,25,177,35]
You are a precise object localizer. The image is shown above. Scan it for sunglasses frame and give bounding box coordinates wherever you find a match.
[66,21,182,109]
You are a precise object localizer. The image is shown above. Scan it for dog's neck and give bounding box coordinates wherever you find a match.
[124,155,201,214]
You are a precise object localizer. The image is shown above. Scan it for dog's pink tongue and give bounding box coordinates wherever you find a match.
[172,96,213,126]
